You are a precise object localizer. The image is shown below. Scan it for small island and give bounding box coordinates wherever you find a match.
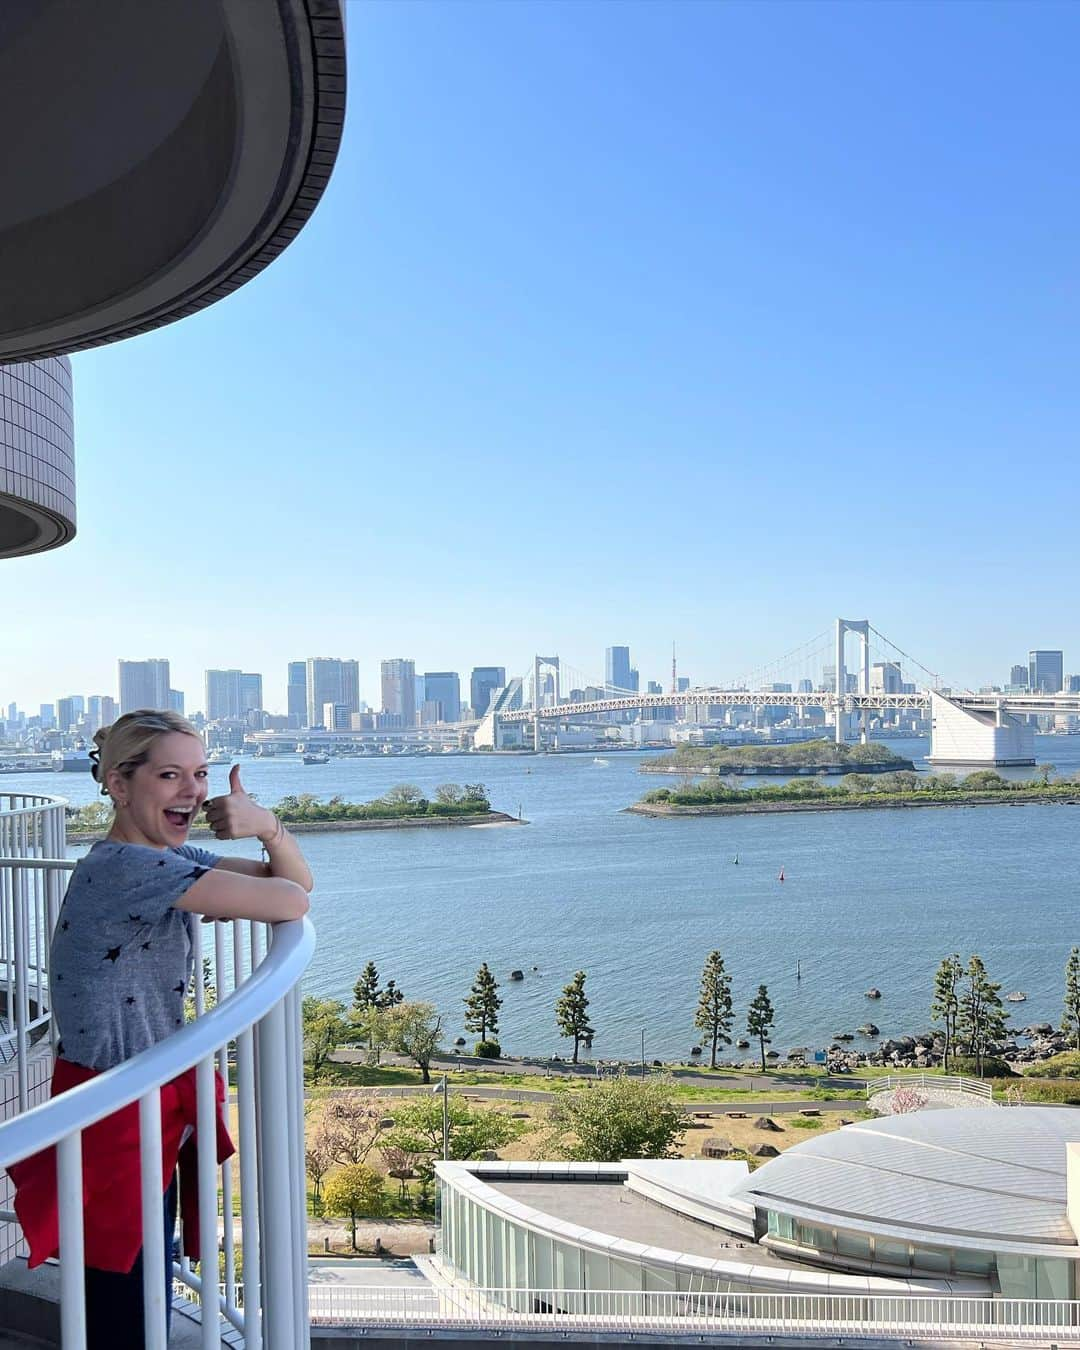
[65,783,523,840]
[629,765,1079,818]
[640,738,914,776]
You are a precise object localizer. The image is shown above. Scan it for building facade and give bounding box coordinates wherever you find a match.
[119,659,171,714]
[381,658,417,727]
[0,358,75,560]
[1030,650,1064,694]
[287,661,308,727]
[471,667,506,718]
[605,646,632,694]
[306,658,359,730]
[423,672,461,724]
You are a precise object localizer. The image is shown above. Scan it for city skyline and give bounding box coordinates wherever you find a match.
[6,3,1080,706]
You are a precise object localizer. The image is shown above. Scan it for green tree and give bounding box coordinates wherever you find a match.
[957,954,1008,1076]
[555,971,595,1064]
[694,950,733,1070]
[381,1001,443,1083]
[301,996,347,1083]
[322,1164,386,1250]
[547,1075,686,1161]
[464,962,502,1042]
[746,985,775,1072]
[930,954,964,1071]
[352,961,381,1010]
[1063,947,1080,1048]
[382,1093,523,1161]
[434,783,464,805]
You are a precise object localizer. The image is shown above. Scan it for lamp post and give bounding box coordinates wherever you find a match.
[435,1073,449,1160]
[641,1027,646,1079]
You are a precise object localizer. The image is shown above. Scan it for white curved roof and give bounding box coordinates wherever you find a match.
[731,1107,1080,1252]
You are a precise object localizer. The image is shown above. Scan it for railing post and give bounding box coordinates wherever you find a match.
[57,1131,86,1350]
[139,1089,168,1350]
[255,993,297,1347]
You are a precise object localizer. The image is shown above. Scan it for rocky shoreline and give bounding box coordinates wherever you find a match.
[66,810,524,843]
[627,791,1080,818]
[640,759,915,777]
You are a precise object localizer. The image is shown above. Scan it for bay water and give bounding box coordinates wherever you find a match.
[12,735,1080,1062]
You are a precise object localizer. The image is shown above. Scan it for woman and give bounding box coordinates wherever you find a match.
[10,709,312,1348]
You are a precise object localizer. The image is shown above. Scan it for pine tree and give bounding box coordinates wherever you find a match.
[746,985,775,1073]
[694,950,733,1070]
[957,954,1008,1076]
[930,953,963,1071]
[1062,947,1080,1048]
[353,961,381,1010]
[464,962,502,1042]
[555,970,595,1065]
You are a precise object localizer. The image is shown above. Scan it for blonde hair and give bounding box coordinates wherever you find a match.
[91,709,203,799]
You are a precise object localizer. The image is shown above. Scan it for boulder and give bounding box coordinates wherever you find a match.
[864,988,882,999]
[750,1143,780,1158]
[702,1137,736,1158]
[454,1037,466,1046]
[753,1116,782,1131]
[509,970,524,981]
[857,1023,880,1037]
[690,1046,703,1056]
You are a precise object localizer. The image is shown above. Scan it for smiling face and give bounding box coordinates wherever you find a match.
[106,731,209,849]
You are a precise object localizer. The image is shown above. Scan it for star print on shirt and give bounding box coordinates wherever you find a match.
[128,913,142,922]
[141,941,152,951]
[158,860,166,867]
[60,920,69,931]
[104,947,121,962]
[125,996,136,1006]
[173,983,185,994]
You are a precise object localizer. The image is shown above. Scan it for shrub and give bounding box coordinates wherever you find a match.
[950,1054,1018,1079]
[474,1040,501,1059]
[1024,1052,1080,1079]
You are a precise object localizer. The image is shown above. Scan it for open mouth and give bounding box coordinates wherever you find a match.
[164,808,194,829]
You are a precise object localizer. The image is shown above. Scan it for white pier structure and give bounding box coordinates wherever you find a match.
[474,620,1080,767]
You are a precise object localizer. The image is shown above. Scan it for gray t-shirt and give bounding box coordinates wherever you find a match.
[50,841,221,1071]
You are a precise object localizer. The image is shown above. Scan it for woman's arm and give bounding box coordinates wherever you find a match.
[175,867,309,923]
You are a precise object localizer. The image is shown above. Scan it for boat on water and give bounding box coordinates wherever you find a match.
[1005,990,1028,1002]
[303,752,330,765]
[593,757,609,766]
[208,749,231,764]
[778,868,785,882]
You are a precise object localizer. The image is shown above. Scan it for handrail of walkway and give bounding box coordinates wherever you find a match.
[0,808,315,1350]
[305,1286,1080,1338]
[866,1073,994,1103]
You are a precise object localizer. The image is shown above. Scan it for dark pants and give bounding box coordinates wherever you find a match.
[85,1177,177,1349]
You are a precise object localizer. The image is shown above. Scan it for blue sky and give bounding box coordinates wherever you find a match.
[7,0,1080,711]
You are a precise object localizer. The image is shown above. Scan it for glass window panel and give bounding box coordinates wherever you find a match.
[796,1223,833,1252]
[489,1215,505,1289]
[584,1249,609,1290]
[554,1238,581,1291]
[532,1233,553,1291]
[912,1245,952,1275]
[1037,1257,1072,1301]
[768,1211,795,1240]
[997,1252,1038,1299]
[610,1255,643,1291]
[836,1230,872,1262]
[511,1222,528,1289]
[955,1248,995,1277]
[645,1264,677,1293]
[874,1239,910,1270]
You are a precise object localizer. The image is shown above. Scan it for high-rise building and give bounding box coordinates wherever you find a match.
[39,704,55,729]
[1010,664,1029,689]
[240,673,263,714]
[56,697,79,732]
[870,662,902,695]
[322,702,350,730]
[1066,675,1080,694]
[119,659,171,714]
[169,689,185,715]
[207,670,263,721]
[646,680,662,695]
[287,662,307,727]
[1029,650,1064,694]
[676,676,690,694]
[381,658,416,727]
[470,667,505,718]
[423,672,461,723]
[85,695,117,734]
[306,658,359,730]
[797,678,814,693]
[605,646,632,695]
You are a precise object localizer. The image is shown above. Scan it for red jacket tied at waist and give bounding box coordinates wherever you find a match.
[7,1058,235,1274]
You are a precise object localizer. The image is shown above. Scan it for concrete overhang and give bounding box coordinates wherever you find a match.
[0,0,346,364]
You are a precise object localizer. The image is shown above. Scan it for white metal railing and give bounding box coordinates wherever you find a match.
[0,793,314,1350]
[306,1286,1080,1339]
[866,1073,995,1103]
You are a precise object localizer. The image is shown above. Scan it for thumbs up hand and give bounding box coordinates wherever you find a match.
[203,764,278,842]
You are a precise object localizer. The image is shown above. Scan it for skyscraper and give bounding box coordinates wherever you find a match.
[605,646,632,694]
[240,673,263,714]
[56,697,78,732]
[287,662,308,726]
[1010,664,1029,689]
[305,658,359,730]
[381,659,416,727]
[1029,650,1064,694]
[119,659,171,714]
[470,667,505,717]
[423,672,461,723]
